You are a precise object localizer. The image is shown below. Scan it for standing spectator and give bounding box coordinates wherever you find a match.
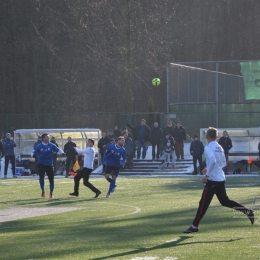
[190,135,204,175]
[31,133,65,198]
[64,136,77,178]
[98,132,110,164]
[69,139,101,198]
[108,129,117,141]
[34,136,42,175]
[3,133,17,178]
[151,122,162,160]
[0,138,4,173]
[123,132,133,169]
[50,137,59,174]
[258,141,260,158]
[127,119,151,160]
[173,121,186,160]
[161,140,176,169]
[163,121,175,137]
[113,125,121,138]
[218,130,233,175]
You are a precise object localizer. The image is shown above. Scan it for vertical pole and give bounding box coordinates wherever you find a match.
[215,62,219,127]
[166,61,169,115]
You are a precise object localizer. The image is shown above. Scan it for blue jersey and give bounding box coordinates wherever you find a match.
[103,143,126,167]
[33,142,60,166]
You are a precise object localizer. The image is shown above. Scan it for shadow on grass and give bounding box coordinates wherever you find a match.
[92,236,242,260]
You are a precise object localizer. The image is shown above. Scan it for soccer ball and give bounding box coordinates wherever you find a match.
[152,78,160,86]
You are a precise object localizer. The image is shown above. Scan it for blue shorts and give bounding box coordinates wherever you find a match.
[105,165,121,177]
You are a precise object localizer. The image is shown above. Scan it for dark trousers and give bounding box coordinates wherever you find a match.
[74,168,100,194]
[53,156,57,173]
[175,141,184,159]
[192,154,203,174]
[192,180,249,227]
[136,140,148,159]
[4,155,15,176]
[66,158,76,174]
[152,141,161,159]
[38,164,54,183]
[223,154,229,174]
[125,155,133,168]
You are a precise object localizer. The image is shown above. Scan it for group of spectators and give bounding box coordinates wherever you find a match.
[98,119,187,170]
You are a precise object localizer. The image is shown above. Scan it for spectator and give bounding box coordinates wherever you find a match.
[113,125,121,138]
[64,136,77,178]
[3,133,17,178]
[50,137,59,174]
[0,137,4,173]
[258,142,260,158]
[33,136,42,175]
[121,127,133,139]
[161,140,176,169]
[190,134,204,175]
[163,121,175,137]
[123,132,133,169]
[162,133,174,149]
[218,130,233,175]
[127,119,151,160]
[108,129,117,142]
[173,121,186,160]
[151,122,162,160]
[98,132,110,164]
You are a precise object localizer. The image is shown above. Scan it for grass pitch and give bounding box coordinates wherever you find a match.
[0,176,259,260]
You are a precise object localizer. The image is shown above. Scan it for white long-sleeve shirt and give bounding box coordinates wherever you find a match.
[75,147,95,169]
[204,140,226,182]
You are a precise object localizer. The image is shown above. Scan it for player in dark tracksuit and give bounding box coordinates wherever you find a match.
[183,127,254,233]
[64,137,77,178]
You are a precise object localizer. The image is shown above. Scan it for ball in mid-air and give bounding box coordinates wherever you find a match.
[152,78,160,86]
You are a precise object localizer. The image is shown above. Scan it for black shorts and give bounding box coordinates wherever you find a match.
[105,165,121,177]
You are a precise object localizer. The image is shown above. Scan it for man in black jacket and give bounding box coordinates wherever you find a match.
[151,122,162,160]
[98,132,109,167]
[127,119,151,160]
[163,121,175,137]
[64,136,77,177]
[173,121,186,160]
[0,138,4,173]
[190,134,204,175]
[218,130,233,175]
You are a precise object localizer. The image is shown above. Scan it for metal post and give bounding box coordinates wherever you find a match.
[166,61,169,115]
[215,62,219,127]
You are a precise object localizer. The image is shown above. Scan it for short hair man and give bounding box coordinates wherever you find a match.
[103,136,126,198]
[183,127,254,233]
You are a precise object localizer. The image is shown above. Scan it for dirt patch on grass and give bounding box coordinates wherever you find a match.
[0,207,81,223]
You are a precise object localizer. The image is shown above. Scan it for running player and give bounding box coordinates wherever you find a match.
[31,133,65,198]
[103,136,126,198]
[183,127,254,233]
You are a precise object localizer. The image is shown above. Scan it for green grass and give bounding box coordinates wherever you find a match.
[0,176,260,260]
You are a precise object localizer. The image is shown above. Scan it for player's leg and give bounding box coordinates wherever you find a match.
[70,168,83,196]
[38,164,46,197]
[83,168,101,197]
[45,165,55,198]
[106,167,120,198]
[184,181,216,233]
[105,165,113,183]
[216,181,254,224]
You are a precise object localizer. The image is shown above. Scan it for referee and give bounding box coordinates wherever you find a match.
[183,127,254,233]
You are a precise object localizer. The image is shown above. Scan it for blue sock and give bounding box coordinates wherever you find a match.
[108,179,115,194]
[39,178,44,192]
[49,182,54,195]
[106,177,112,183]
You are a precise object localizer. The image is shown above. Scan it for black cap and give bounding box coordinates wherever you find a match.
[194,134,199,138]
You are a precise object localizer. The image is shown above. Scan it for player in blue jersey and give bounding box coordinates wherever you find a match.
[31,133,65,198]
[103,136,126,198]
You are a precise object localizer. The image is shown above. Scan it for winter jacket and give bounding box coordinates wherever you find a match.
[98,137,110,155]
[127,123,151,142]
[218,136,233,155]
[162,136,174,147]
[163,143,175,153]
[190,140,204,156]
[113,129,121,138]
[124,137,133,155]
[173,126,186,142]
[50,140,59,158]
[163,126,175,137]
[64,142,77,159]
[3,138,16,156]
[151,127,163,143]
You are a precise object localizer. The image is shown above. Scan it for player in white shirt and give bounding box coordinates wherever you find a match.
[183,127,254,233]
[69,139,101,198]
